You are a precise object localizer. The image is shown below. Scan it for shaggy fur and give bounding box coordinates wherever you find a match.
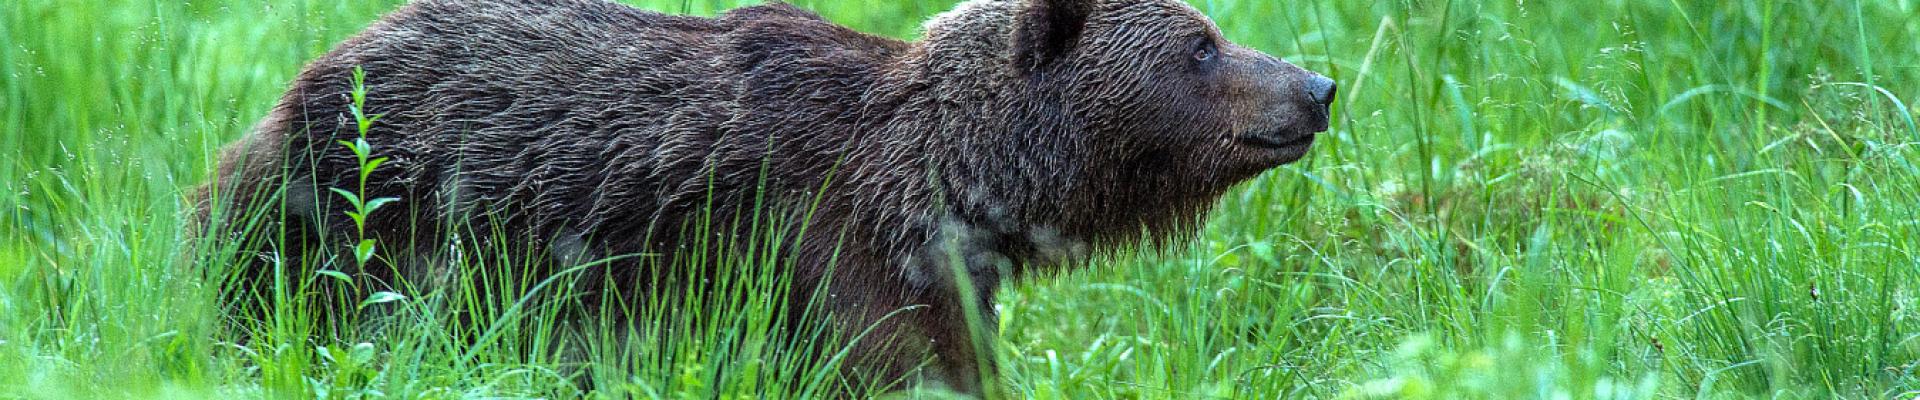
[200,0,1333,394]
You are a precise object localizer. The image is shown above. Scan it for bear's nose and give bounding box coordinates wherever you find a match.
[1306,75,1337,106]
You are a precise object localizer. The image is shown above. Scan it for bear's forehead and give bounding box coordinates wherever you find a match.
[1102,0,1208,18]
[1094,0,1218,35]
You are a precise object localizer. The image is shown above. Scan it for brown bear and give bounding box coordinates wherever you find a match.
[199,0,1333,395]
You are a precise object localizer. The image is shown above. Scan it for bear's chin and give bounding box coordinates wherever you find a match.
[1221,134,1316,177]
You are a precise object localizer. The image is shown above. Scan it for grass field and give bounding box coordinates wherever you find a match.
[5,0,1920,398]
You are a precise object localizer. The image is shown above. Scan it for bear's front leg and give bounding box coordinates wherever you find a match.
[910,285,1002,397]
[807,255,1004,398]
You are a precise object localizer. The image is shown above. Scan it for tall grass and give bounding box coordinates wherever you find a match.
[4,0,1918,398]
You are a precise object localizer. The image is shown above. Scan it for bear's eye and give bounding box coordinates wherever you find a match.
[1192,39,1217,62]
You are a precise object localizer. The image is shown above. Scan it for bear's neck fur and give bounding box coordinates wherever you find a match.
[803,0,1218,280]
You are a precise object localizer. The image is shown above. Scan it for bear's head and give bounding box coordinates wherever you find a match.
[1011,0,1335,188]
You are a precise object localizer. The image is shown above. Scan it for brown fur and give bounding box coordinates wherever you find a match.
[198,0,1332,395]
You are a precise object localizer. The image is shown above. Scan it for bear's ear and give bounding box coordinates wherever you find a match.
[1011,0,1092,77]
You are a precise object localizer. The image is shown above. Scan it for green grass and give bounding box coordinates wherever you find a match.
[5,0,1919,398]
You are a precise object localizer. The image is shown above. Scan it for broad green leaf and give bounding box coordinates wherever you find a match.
[314,269,351,283]
[364,197,400,213]
[353,239,377,264]
[329,187,363,208]
[364,156,389,173]
[358,291,407,309]
[348,342,376,364]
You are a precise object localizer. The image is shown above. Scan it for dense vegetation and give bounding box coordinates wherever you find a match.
[3,0,1917,398]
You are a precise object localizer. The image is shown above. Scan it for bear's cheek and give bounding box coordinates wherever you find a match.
[1150,89,1238,141]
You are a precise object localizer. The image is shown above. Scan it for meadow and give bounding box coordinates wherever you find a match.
[4,0,1919,398]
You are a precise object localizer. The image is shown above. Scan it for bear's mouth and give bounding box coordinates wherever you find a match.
[1237,131,1316,149]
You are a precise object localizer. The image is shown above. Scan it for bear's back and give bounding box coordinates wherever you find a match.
[250,0,915,264]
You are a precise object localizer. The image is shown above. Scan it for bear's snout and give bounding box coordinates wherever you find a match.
[1301,74,1335,132]
[1306,75,1336,107]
